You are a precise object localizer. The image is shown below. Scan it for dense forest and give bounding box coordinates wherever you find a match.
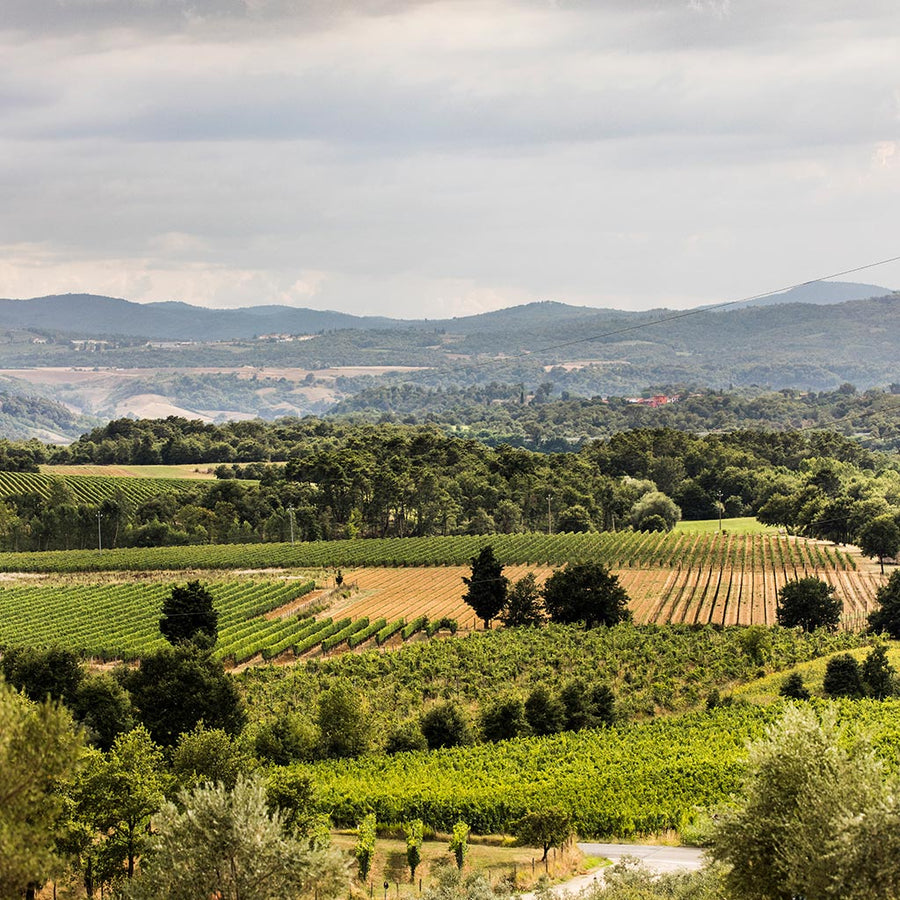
[0,418,897,553]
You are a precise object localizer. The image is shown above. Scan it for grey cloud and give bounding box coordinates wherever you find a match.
[2,0,900,316]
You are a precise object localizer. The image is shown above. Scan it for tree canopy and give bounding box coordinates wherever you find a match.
[159,580,219,647]
[775,576,843,632]
[541,562,631,628]
[869,570,900,638]
[462,545,508,628]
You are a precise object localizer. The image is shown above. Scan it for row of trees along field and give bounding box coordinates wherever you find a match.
[0,420,897,551]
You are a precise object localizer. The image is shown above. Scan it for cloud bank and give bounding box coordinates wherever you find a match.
[1,0,899,316]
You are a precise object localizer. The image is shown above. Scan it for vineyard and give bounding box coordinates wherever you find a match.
[0,577,461,664]
[0,529,860,573]
[240,623,869,724]
[324,532,880,629]
[0,470,198,504]
[299,700,900,837]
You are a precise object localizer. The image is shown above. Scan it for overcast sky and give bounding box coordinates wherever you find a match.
[1,0,899,318]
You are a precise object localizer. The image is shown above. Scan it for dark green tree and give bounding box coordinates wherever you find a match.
[524,685,566,736]
[420,701,474,750]
[0,645,83,704]
[559,680,616,731]
[159,580,219,646]
[254,713,317,765]
[858,515,900,575]
[478,695,527,742]
[500,573,545,627]
[779,672,810,701]
[462,545,508,628]
[869,571,900,638]
[541,563,631,628]
[860,644,896,699]
[72,672,135,751]
[385,719,428,754]
[121,644,245,746]
[776,577,842,632]
[823,654,864,698]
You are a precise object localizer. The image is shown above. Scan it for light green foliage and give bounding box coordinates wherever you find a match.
[172,724,255,790]
[579,857,727,899]
[0,470,195,505]
[292,701,900,837]
[709,704,900,899]
[0,679,83,897]
[448,821,469,870]
[316,679,372,758]
[0,530,857,574]
[405,819,423,880]
[265,768,331,844]
[126,775,345,900]
[241,623,870,735]
[630,491,681,531]
[355,813,377,881]
[514,807,573,861]
[75,726,172,879]
[422,867,504,900]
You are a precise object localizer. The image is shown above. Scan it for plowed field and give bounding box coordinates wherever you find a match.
[325,543,882,630]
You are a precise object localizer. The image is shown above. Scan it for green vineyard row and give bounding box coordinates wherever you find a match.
[0,579,444,663]
[300,700,900,838]
[0,470,196,505]
[0,530,854,574]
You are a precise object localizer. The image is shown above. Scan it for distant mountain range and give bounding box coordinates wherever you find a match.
[0,280,894,341]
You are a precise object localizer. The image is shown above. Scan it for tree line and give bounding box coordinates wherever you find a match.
[0,419,898,551]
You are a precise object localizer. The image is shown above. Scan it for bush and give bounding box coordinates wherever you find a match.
[779,672,810,701]
[420,701,474,750]
[823,654,863,699]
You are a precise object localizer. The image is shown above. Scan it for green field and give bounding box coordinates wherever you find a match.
[0,470,201,504]
[297,700,900,837]
[0,530,855,574]
[0,579,319,662]
[675,516,778,534]
[41,463,224,480]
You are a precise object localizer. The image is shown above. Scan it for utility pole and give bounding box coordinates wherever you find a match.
[287,505,295,545]
[97,511,102,553]
[547,494,553,535]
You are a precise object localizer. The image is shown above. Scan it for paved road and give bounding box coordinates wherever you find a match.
[518,844,705,899]
[577,843,705,873]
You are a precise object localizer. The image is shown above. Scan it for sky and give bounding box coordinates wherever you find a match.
[1,0,899,319]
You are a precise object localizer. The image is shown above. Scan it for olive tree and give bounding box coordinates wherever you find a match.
[709,704,900,899]
[126,775,345,900]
